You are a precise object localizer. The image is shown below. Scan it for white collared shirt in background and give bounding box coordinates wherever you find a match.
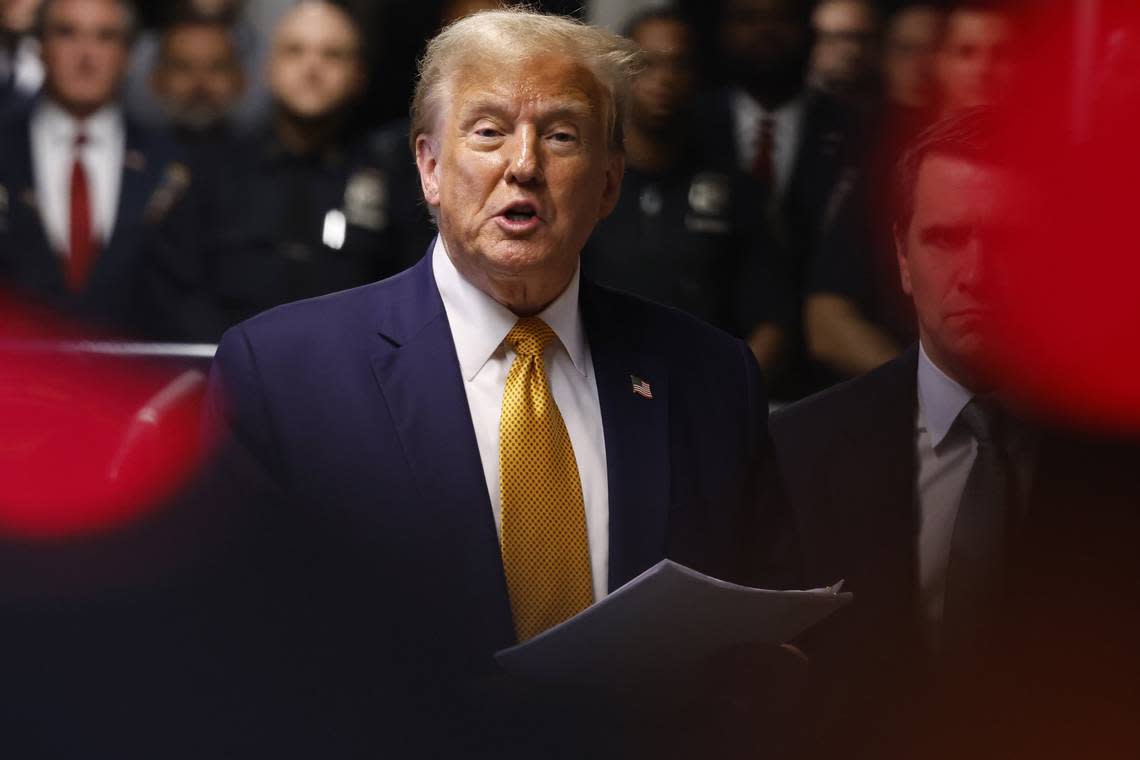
[433,237,610,602]
[731,88,804,199]
[30,100,126,256]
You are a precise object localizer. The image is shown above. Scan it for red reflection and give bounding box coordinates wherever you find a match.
[982,3,1140,433]
[0,296,212,540]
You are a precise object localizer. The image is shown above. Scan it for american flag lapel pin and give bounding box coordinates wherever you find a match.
[630,375,653,399]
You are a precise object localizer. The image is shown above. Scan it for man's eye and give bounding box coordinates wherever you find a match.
[474,127,501,138]
[928,228,970,248]
[549,131,577,143]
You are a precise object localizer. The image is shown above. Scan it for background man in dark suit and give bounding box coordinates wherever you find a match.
[695,0,860,399]
[0,0,187,333]
[207,8,786,756]
[770,108,1140,759]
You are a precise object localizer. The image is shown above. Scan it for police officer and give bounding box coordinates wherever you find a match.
[145,1,402,340]
[584,8,794,374]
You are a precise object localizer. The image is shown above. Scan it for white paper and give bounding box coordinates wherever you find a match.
[494,560,851,685]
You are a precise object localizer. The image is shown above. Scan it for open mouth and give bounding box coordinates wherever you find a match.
[499,202,540,221]
[496,201,542,232]
[504,207,537,222]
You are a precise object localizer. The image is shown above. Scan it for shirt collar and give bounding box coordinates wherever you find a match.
[917,341,974,448]
[432,236,588,382]
[35,99,123,145]
[732,88,804,124]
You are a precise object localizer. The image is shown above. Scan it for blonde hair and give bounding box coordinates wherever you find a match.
[410,7,643,152]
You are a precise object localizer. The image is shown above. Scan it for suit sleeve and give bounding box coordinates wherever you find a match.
[199,325,305,583]
[205,325,284,477]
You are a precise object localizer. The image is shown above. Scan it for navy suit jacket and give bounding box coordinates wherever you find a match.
[206,250,784,730]
[0,102,186,333]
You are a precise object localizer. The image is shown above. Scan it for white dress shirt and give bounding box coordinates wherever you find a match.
[914,342,976,651]
[433,238,610,602]
[731,88,804,199]
[30,100,125,257]
[913,342,1037,651]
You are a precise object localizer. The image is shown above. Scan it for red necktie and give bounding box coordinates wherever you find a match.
[751,116,776,195]
[68,133,96,291]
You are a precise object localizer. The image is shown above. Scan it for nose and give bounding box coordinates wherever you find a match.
[505,125,542,185]
[957,237,990,295]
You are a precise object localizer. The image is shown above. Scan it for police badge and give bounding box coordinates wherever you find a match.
[344,169,387,231]
[687,172,731,216]
[639,184,664,216]
[143,162,192,224]
[685,172,732,234]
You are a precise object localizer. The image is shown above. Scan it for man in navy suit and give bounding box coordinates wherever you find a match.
[770,108,1140,759]
[0,0,188,333]
[207,8,788,757]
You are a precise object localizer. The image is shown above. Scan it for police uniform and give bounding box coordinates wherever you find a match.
[582,157,794,338]
[145,130,405,341]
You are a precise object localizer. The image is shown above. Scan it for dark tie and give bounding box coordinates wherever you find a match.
[750,116,776,195]
[942,398,1010,656]
[68,132,96,291]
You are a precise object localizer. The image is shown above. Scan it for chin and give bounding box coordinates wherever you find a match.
[482,245,553,277]
[284,99,335,119]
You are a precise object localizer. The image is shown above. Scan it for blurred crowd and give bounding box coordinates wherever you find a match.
[3,0,1018,401]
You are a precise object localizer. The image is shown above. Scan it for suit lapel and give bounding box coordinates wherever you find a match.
[837,347,921,602]
[367,254,515,649]
[580,282,671,591]
[96,123,150,274]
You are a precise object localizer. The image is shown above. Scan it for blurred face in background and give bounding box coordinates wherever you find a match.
[810,0,879,95]
[2,0,43,34]
[151,23,244,132]
[629,17,697,133]
[883,4,944,109]
[268,1,363,121]
[186,0,242,21]
[440,0,504,27]
[937,9,1014,114]
[39,0,131,117]
[720,0,810,97]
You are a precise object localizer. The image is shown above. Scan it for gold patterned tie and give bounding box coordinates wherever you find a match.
[499,317,594,642]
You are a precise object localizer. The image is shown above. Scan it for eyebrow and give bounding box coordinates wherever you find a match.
[457,95,595,125]
[917,220,962,234]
